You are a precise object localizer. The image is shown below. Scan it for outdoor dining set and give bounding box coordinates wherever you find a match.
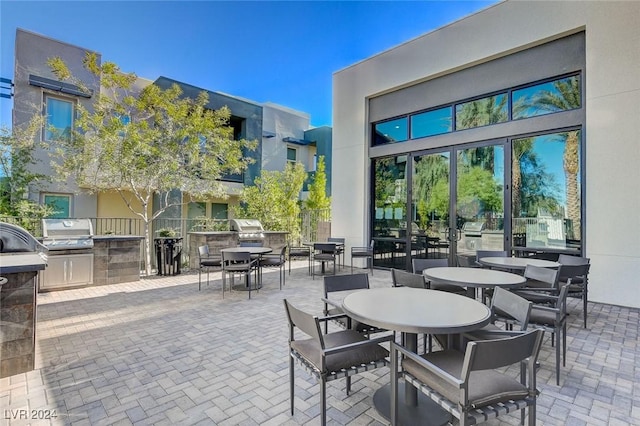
[282,247,590,426]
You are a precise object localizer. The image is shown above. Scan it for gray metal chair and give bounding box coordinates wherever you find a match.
[528,283,570,385]
[513,264,561,305]
[456,253,479,267]
[259,246,286,290]
[327,237,345,268]
[391,328,544,426]
[288,245,311,275]
[412,258,466,295]
[351,240,374,274]
[221,251,259,299]
[322,274,386,336]
[312,243,338,279]
[557,255,591,328]
[475,250,509,267]
[284,299,390,426]
[391,268,427,289]
[484,287,533,331]
[197,245,221,291]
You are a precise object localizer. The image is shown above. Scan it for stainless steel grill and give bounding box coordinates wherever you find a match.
[42,218,94,250]
[40,218,94,290]
[229,219,265,243]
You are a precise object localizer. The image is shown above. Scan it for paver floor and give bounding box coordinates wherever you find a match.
[2,263,639,425]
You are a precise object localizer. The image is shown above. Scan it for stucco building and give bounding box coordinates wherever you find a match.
[332,0,639,308]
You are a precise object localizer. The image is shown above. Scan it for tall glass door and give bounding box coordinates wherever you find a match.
[454,143,506,261]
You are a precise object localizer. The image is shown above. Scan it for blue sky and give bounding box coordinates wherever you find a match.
[0,1,496,128]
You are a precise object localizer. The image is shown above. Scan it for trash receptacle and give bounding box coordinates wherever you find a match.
[154,237,183,275]
[462,222,485,250]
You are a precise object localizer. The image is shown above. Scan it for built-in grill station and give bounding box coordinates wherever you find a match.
[229,219,265,245]
[40,218,94,290]
[0,222,47,377]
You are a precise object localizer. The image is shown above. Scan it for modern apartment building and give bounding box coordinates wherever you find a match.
[332,0,640,308]
[11,28,330,224]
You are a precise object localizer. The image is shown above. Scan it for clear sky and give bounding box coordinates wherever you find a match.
[1,1,497,128]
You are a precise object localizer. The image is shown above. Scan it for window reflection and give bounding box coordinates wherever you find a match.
[411,107,452,139]
[511,130,581,251]
[373,118,408,145]
[513,75,581,120]
[455,93,508,130]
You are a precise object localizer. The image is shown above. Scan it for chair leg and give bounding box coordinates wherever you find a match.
[320,379,327,426]
[289,355,295,416]
[555,327,561,385]
[198,268,202,291]
[346,376,351,395]
[583,289,588,328]
[390,344,398,426]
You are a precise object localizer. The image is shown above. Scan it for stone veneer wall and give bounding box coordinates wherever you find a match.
[0,254,45,378]
[93,236,143,285]
[188,231,289,269]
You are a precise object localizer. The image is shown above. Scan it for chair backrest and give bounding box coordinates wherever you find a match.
[558,263,590,283]
[314,243,337,254]
[461,329,544,379]
[240,241,263,247]
[456,254,477,267]
[198,245,210,260]
[324,273,369,297]
[491,287,532,331]
[523,264,560,289]
[391,268,426,288]
[283,299,323,345]
[222,251,252,263]
[328,237,345,244]
[412,258,448,274]
[475,250,509,262]
[558,254,590,265]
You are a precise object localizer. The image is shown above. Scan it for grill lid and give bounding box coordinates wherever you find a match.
[462,221,485,233]
[0,222,48,253]
[229,219,265,233]
[42,218,94,250]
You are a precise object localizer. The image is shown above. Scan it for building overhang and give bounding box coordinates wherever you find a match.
[283,136,315,146]
[29,74,92,98]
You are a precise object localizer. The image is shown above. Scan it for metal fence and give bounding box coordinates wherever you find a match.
[1,209,331,269]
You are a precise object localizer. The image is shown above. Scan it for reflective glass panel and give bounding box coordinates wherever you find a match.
[372,155,407,269]
[511,130,581,251]
[45,97,73,141]
[373,118,408,145]
[512,75,581,119]
[411,107,452,139]
[455,93,508,130]
[44,194,71,218]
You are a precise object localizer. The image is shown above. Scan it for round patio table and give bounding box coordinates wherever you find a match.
[342,287,491,426]
[220,247,272,290]
[478,256,560,271]
[423,266,526,300]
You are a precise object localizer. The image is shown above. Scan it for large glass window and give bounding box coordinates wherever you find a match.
[455,93,508,130]
[211,203,228,220]
[44,96,74,141]
[512,75,581,120]
[372,155,408,268]
[411,107,452,139]
[43,194,71,218]
[287,147,297,164]
[511,130,581,251]
[373,118,408,145]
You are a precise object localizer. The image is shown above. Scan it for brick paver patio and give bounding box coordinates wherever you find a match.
[2,262,639,425]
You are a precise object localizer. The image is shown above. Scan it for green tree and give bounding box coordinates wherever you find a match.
[234,162,306,242]
[47,53,256,275]
[0,116,55,232]
[305,155,330,210]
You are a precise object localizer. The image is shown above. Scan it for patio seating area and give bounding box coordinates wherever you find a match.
[2,261,639,425]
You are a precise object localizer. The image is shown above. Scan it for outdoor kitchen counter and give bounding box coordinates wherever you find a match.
[93,235,144,285]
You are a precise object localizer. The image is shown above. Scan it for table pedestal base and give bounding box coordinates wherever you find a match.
[372,383,450,426]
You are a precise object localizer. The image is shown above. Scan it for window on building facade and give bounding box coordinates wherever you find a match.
[287,147,297,164]
[512,75,581,120]
[44,96,74,141]
[43,194,71,218]
[211,203,228,220]
[373,117,408,145]
[512,129,582,251]
[411,107,452,139]
[455,93,508,130]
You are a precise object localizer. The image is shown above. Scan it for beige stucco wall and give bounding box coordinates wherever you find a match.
[332,0,640,307]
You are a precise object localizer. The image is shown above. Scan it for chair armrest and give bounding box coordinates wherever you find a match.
[321,297,342,310]
[462,329,527,341]
[391,341,463,387]
[316,313,350,324]
[324,334,392,356]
